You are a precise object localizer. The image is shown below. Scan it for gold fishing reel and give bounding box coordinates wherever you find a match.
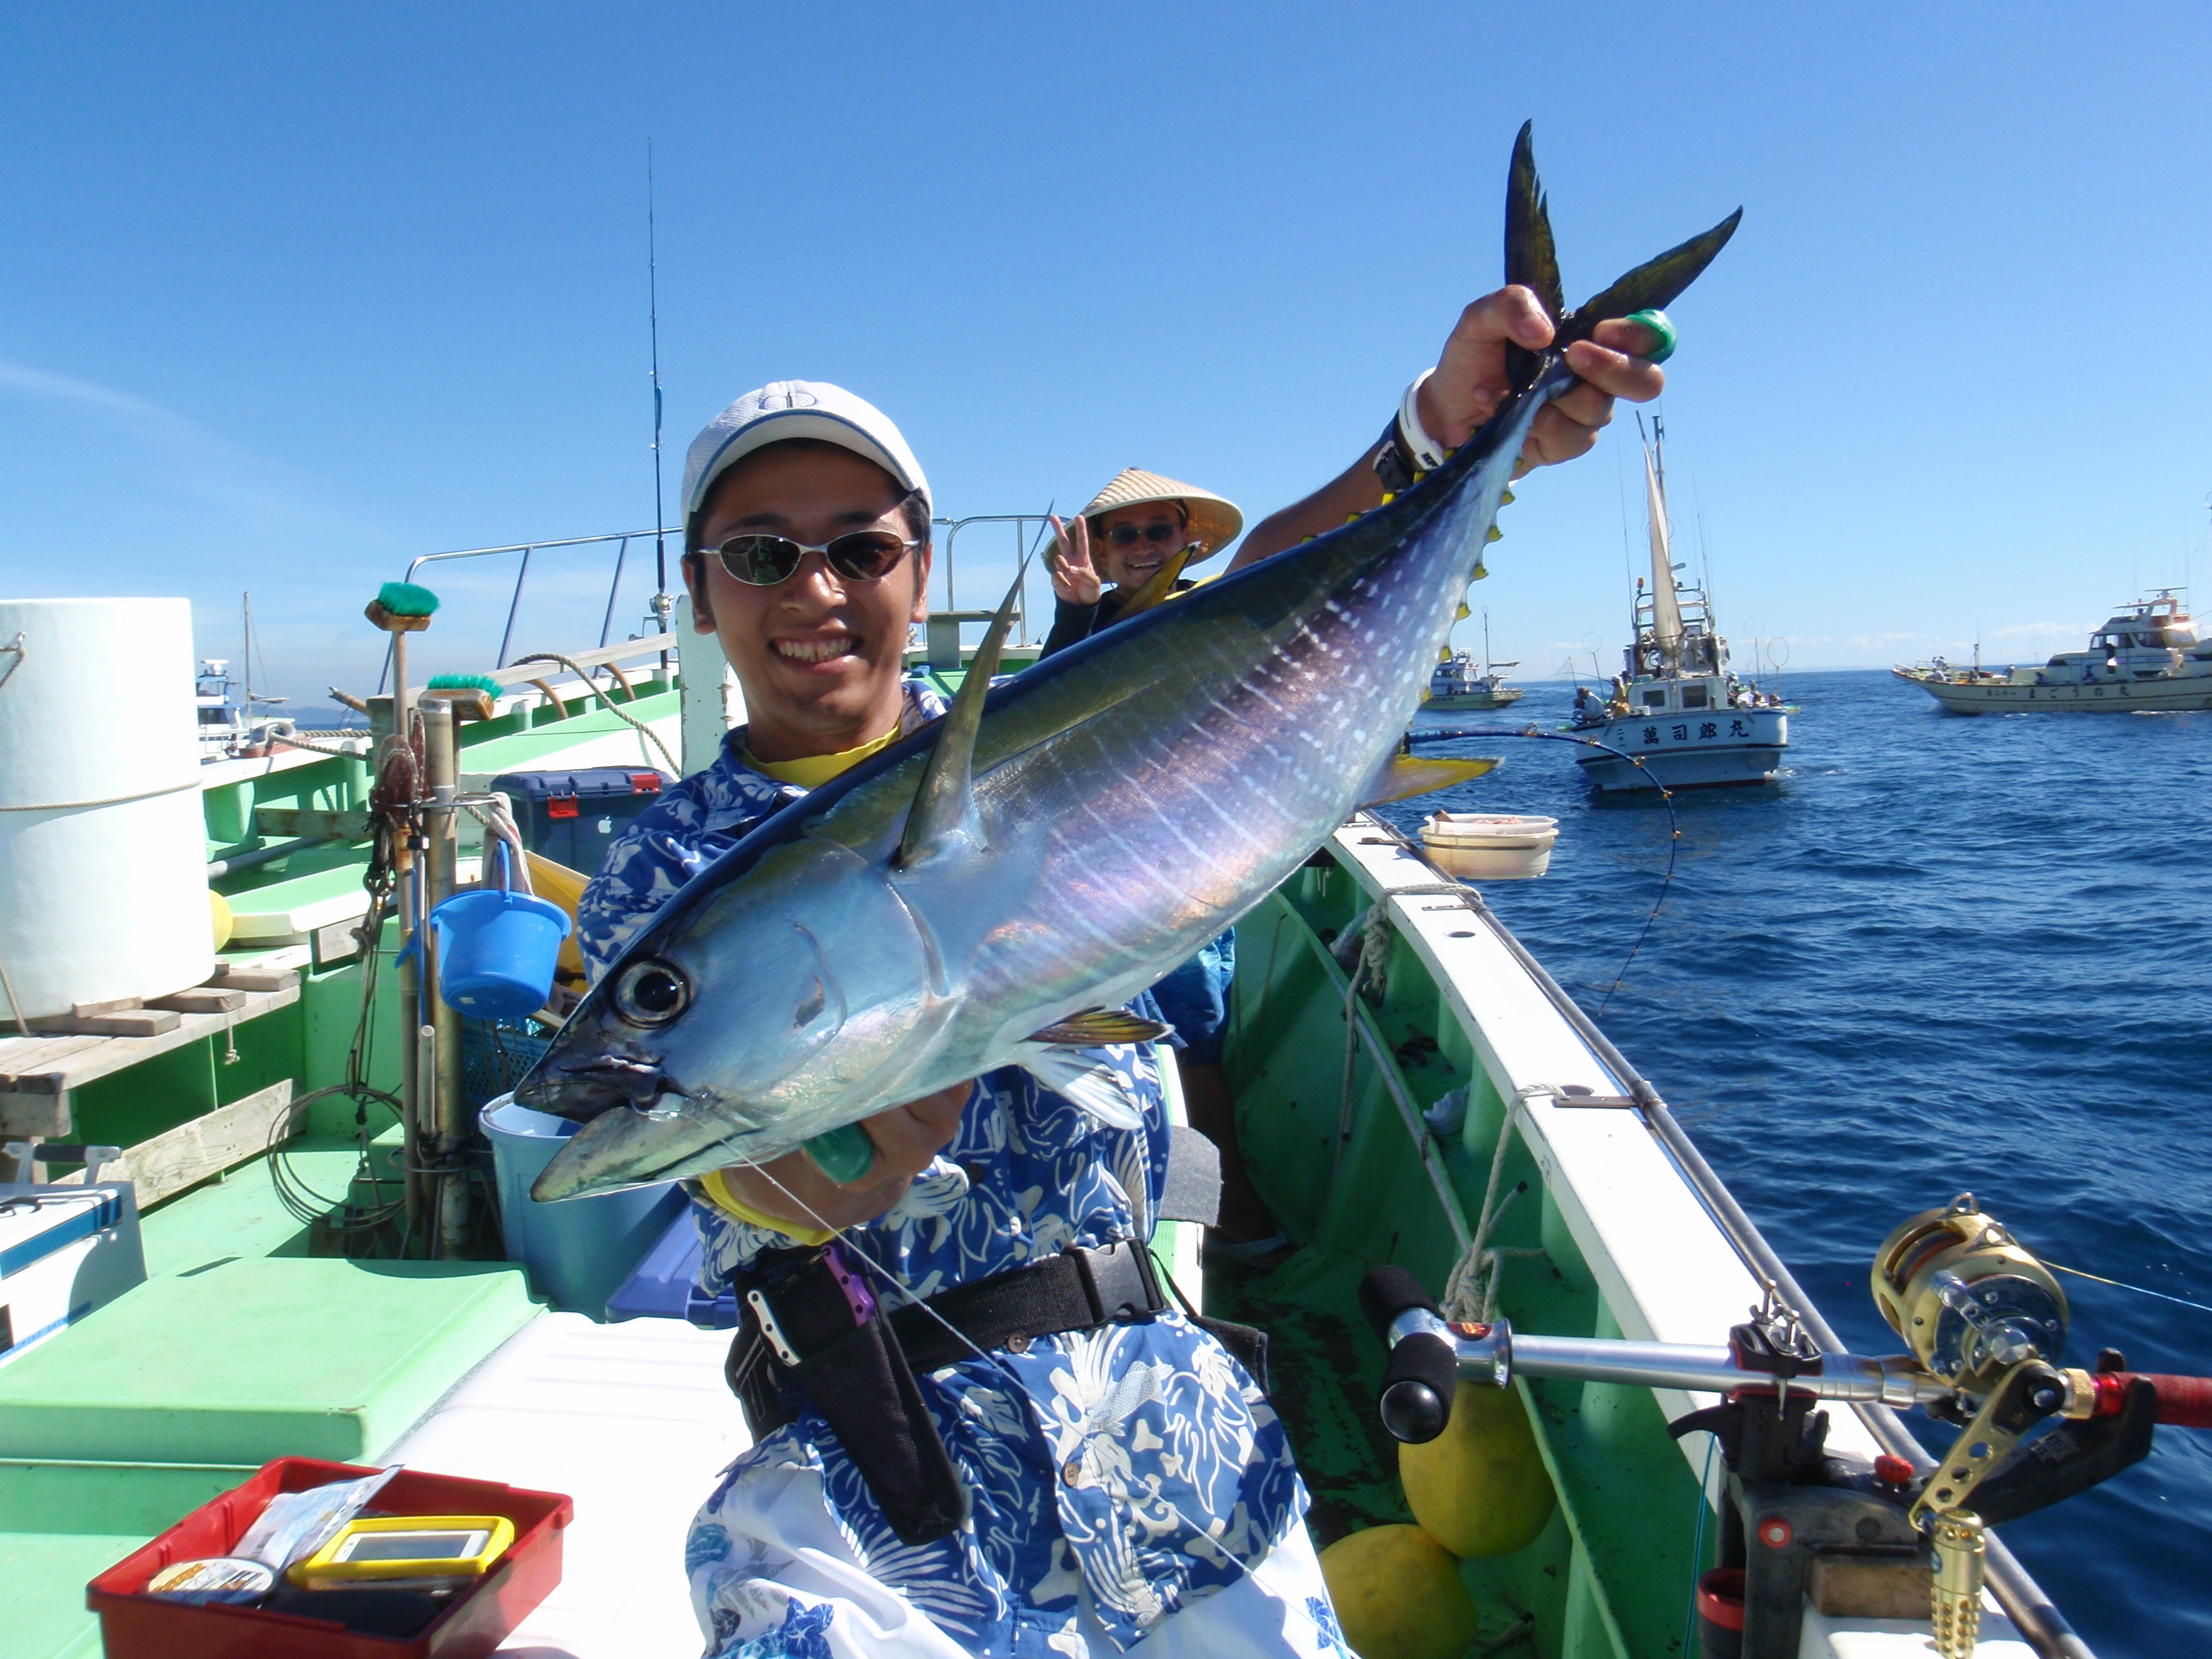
[1872,1192,2069,1396]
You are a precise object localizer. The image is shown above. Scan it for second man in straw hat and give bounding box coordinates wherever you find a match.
[1039,468,1243,658]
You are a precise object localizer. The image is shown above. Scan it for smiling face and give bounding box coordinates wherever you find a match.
[683,441,931,764]
[1090,501,1191,591]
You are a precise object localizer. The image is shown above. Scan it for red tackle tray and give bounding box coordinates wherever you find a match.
[87,1456,573,1659]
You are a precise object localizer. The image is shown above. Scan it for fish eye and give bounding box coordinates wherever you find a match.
[613,958,690,1026]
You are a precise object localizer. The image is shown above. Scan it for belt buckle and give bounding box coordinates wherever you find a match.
[1073,1239,1162,1325]
[745,1288,803,1367]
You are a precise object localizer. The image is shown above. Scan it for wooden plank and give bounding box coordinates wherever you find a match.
[147,988,249,1015]
[208,968,301,994]
[0,984,301,1107]
[0,1091,70,1136]
[30,1008,183,1037]
[51,1079,297,1207]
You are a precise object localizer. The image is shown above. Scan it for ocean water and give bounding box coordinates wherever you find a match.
[1382,667,2212,1656]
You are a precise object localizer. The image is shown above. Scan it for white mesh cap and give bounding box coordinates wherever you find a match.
[681,381,931,548]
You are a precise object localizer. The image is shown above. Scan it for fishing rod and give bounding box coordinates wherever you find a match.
[647,138,671,671]
[1363,1193,2212,1659]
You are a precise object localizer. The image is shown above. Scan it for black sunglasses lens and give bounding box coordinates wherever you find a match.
[1107,521,1179,546]
[716,536,804,585]
[824,532,910,580]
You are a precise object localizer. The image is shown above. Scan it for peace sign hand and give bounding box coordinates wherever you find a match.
[1047,514,1101,606]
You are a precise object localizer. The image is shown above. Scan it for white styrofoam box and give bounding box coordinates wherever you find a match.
[380,1312,751,1658]
[0,1182,147,1361]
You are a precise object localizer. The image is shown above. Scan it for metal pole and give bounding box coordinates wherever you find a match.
[601,536,631,648]
[497,548,533,669]
[420,704,468,1258]
[377,693,423,1248]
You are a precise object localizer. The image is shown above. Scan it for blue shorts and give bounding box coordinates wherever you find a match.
[1150,928,1236,1066]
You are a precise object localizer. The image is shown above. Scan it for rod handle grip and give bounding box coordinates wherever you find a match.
[2100,1373,2212,1428]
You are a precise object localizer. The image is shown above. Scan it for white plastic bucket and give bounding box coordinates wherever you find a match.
[1419,812,1560,880]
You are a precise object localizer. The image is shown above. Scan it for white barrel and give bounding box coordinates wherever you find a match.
[0,598,212,1019]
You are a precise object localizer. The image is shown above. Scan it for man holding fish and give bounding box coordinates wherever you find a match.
[553,129,1707,1659]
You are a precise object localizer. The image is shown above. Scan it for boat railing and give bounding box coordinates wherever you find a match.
[926,514,1052,664]
[375,526,682,691]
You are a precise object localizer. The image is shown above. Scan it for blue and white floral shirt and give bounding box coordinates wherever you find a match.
[575,681,1309,1655]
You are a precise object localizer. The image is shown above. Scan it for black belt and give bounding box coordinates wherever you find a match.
[724,1240,1170,1545]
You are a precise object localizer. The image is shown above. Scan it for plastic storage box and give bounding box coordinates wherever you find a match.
[488,768,671,876]
[87,1456,571,1659]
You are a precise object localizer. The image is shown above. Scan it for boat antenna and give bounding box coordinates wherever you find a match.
[648,138,672,670]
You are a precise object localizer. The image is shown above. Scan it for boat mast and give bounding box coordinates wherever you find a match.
[1638,414,1683,672]
[241,591,251,714]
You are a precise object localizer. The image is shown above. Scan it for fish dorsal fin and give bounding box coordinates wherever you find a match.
[1111,545,1196,625]
[898,558,1027,868]
[1359,752,1499,808]
[1028,1007,1173,1046]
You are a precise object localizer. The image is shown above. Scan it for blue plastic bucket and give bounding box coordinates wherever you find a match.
[429,886,572,1020]
[479,1095,685,1316]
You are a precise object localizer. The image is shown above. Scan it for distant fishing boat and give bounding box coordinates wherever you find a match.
[1894,590,2212,713]
[195,592,295,762]
[1426,611,1524,711]
[1569,418,1787,790]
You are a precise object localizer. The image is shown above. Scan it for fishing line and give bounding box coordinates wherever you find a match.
[1678,1431,1717,1659]
[2044,1259,2212,1318]
[1399,723,1680,1016]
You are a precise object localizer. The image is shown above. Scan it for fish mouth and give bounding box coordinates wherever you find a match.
[530,1098,737,1202]
[512,1052,686,1122]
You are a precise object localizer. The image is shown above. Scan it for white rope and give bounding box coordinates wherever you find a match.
[1332,902,1392,1166]
[1442,1084,1551,1324]
[510,651,680,776]
[0,777,201,813]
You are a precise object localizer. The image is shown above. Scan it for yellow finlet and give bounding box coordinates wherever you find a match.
[1361,754,1500,808]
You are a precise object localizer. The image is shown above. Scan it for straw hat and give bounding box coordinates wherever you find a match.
[1080,469,1244,565]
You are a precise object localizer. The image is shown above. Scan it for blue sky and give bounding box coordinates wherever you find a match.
[4,4,2210,701]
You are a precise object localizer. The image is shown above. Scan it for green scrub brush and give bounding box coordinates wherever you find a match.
[365,581,440,745]
[424,672,503,722]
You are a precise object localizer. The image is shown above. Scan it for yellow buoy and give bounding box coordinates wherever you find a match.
[209,889,235,953]
[1318,1524,1480,1659]
[1398,1381,1557,1558]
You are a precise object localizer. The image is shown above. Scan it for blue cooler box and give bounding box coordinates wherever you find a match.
[491,767,674,877]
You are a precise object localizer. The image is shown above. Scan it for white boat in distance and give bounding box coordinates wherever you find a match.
[1570,419,1787,791]
[1426,611,1525,711]
[1894,590,2212,714]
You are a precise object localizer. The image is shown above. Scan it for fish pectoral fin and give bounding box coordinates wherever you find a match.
[1359,753,1500,807]
[1027,1008,1174,1046]
[899,549,1031,868]
[1017,1048,1147,1131]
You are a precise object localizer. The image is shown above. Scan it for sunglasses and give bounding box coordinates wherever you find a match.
[1102,520,1186,548]
[702,527,919,588]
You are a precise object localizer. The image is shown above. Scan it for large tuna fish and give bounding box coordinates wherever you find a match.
[520,124,1739,1200]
